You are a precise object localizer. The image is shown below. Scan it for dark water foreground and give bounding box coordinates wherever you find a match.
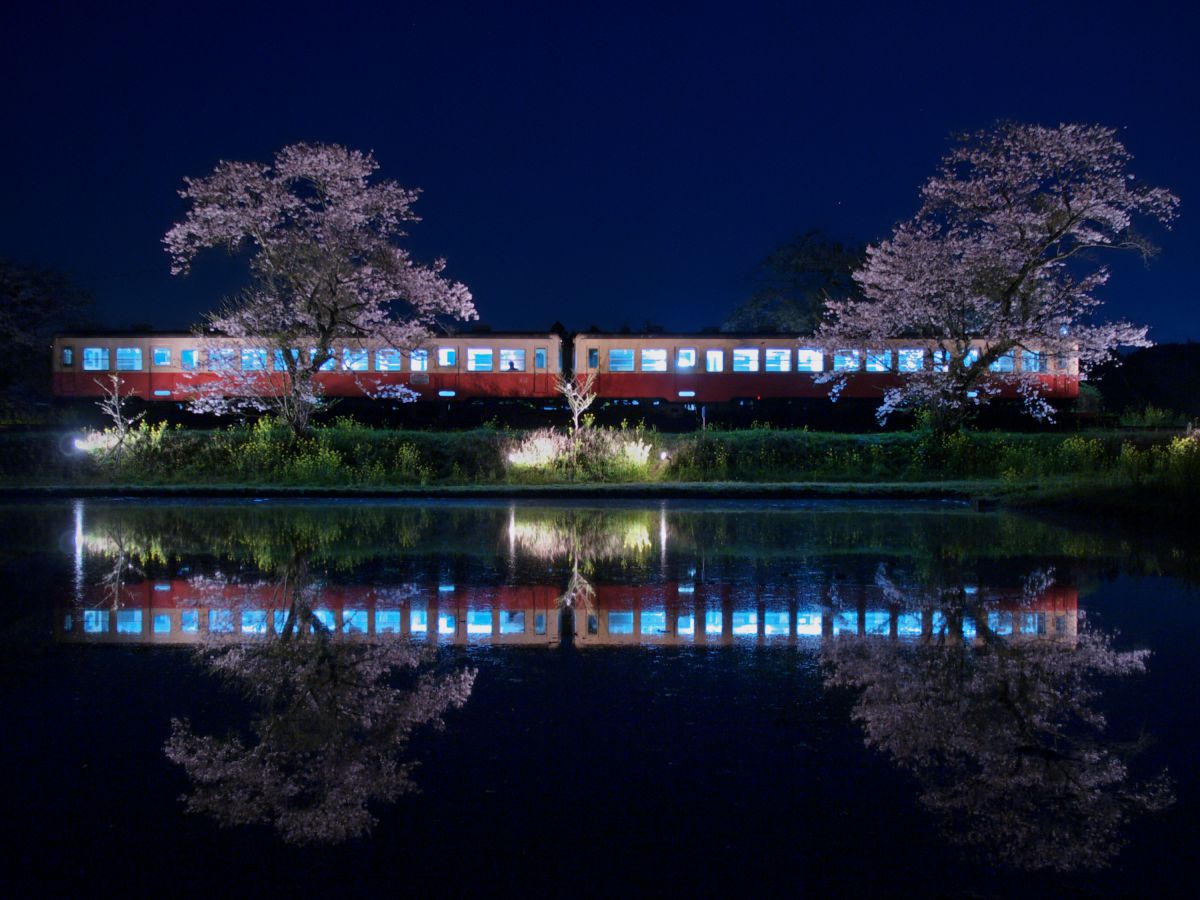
[1,499,1197,897]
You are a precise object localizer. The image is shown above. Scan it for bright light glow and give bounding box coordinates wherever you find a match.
[438,390,456,397]
[659,451,669,461]
[677,390,695,398]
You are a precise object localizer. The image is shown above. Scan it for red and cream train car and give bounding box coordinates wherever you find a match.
[572,333,1080,404]
[50,332,565,402]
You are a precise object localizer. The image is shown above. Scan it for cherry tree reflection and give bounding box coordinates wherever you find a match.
[163,553,475,845]
[821,565,1172,871]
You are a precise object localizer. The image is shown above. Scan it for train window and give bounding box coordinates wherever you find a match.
[410,349,428,371]
[307,349,337,371]
[1021,351,1048,373]
[865,350,892,372]
[677,347,696,368]
[343,348,369,371]
[705,349,723,372]
[376,349,402,371]
[535,348,547,369]
[115,347,143,371]
[438,347,457,367]
[989,352,1015,373]
[500,349,526,371]
[467,348,494,371]
[273,348,300,371]
[641,348,668,372]
[609,348,635,372]
[932,350,949,372]
[61,346,74,367]
[963,348,980,367]
[833,350,861,371]
[181,349,198,370]
[241,348,267,371]
[152,347,171,366]
[897,349,924,372]
[796,349,823,372]
[764,348,791,372]
[732,349,759,372]
[82,347,109,370]
[1055,352,1068,371]
[209,348,236,370]
[587,348,599,369]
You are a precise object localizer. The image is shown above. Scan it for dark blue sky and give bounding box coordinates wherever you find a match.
[3,0,1197,339]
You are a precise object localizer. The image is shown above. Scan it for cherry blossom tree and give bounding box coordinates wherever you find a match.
[817,123,1179,432]
[164,143,476,435]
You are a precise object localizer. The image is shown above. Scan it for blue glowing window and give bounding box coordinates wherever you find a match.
[677,614,695,635]
[989,352,1015,373]
[704,610,723,635]
[932,350,949,372]
[732,611,757,634]
[209,348,236,370]
[83,610,108,633]
[608,348,635,372]
[82,347,109,371]
[344,609,368,633]
[181,610,198,633]
[62,346,74,366]
[467,348,492,371]
[535,613,547,635]
[865,351,892,372]
[640,611,668,634]
[439,614,457,635]
[963,348,980,367]
[181,349,198,371]
[309,349,336,371]
[241,348,267,371]
[833,350,861,371]
[116,610,142,633]
[1021,351,1047,373]
[153,614,171,634]
[343,349,369,372]
[209,610,233,633]
[641,348,668,372]
[314,609,335,630]
[705,350,724,372]
[410,609,428,633]
[272,348,299,371]
[764,349,791,372]
[535,348,547,369]
[273,610,288,633]
[732,349,759,372]
[587,348,599,369]
[500,611,525,634]
[898,349,924,372]
[466,610,492,634]
[152,347,171,366]
[764,611,790,635]
[410,349,428,372]
[795,349,823,372]
[241,610,268,633]
[376,349,402,371]
[115,347,142,371]
[676,347,696,368]
[500,349,526,372]
[438,347,457,367]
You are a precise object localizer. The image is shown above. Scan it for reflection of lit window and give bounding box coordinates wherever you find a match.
[833,350,861,371]
[641,348,668,372]
[209,610,233,632]
[181,610,199,633]
[273,611,288,633]
[865,351,892,372]
[467,610,493,634]
[705,349,723,372]
[344,609,368,633]
[704,610,723,634]
[241,348,267,371]
[1021,351,1047,373]
[989,352,1015,373]
[763,612,790,635]
[608,348,635,372]
[438,614,457,634]
[732,611,757,634]
[410,349,428,371]
[153,614,171,634]
[343,348,369,371]
[499,349,526,371]
[898,349,924,372]
[677,614,695,635]
[988,611,1013,635]
[932,350,949,372]
[438,347,457,367]
[764,348,791,372]
[84,610,108,633]
[796,610,823,636]
[500,611,525,634]
[209,348,237,371]
[115,348,142,371]
[535,613,547,635]
[796,349,823,372]
[309,349,337,371]
[376,610,402,633]
[314,609,335,630]
[410,609,428,633]
[676,347,696,368]
[640,611,667,634]
[732,349,759,372]
[273,349,299,371]
[608,612,634,634]
[467,348,493,371]
[62,347,74,366]
[241,610,268,633]
[116,610,142,633]
[376,349,402,371]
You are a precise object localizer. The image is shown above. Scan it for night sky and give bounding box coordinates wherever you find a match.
[3,0,1197,339]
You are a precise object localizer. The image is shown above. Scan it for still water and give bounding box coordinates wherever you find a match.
[2,499,1197,896]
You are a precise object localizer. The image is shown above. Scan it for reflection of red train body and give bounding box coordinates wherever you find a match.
[59,577,1080,647]
[50,331,1080,406]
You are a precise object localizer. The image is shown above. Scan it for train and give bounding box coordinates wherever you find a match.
[49,330,1080,421]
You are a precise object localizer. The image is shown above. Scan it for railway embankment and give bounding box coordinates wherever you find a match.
[0,422,1194,519]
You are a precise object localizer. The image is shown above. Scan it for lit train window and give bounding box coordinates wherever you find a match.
[410,349,428,371]
[535,348,547,369]
[609,348,635,372]
[796,349,823,372]
[705,349,723,372]
[500,349,526,371]
[732,349,759,372]
[241,348,267,371]
[153,347,171,366]
[677,347,696,368]
[82,347,109,370]
[61,346,74,366]
[115,347,142,371]
[209,348,237,370]
[898,349,924,372]
[308,349,336,371]
[273,348,299,371]
[1021,351,1047,373]
[587,348,599,369]
[343,348,369,371]
[932,350,949,372]
[438,347,457,367]
[833,350,860,371]
[764,349,791,372]
[467,348,493,371]
[181,349,198,370]
[376,349,402,371]
[641,348,667,372]
[865,351,892,372]
[963,348,980,367]
[989,352,1015,373]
